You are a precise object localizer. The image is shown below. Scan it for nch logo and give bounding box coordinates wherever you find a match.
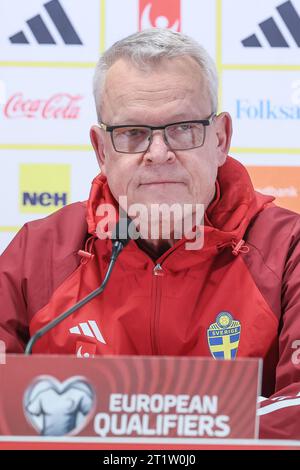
[23,192,67,207]
[242,0,300,47]
[20,164,71,214]
[9,0,82,45]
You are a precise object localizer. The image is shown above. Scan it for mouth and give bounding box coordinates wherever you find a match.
[139,181,183,186]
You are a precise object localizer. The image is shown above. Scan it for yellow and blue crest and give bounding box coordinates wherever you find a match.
[207,312,241,360]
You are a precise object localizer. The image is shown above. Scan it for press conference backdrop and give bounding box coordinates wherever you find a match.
[1,0,300,254]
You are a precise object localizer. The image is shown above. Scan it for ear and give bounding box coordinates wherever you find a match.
[214,112,232,167]
[90,125,107,175]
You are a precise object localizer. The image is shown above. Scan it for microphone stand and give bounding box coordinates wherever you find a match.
[25,239,125,355]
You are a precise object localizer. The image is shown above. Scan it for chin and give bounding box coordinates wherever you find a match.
[144,190,190,205]
[143,198,186,208]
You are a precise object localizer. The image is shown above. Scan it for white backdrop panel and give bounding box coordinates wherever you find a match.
[222,0,300,64]
[0,67,96,146]
[0,0,101,62]
[223,69,300,148]
[0,149,98,226]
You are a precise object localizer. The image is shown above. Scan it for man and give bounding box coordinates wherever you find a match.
[0,29,300,439]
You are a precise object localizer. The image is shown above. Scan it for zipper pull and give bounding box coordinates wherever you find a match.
[231,239,249,256]
[153,264,164,276]
[77,235,96,264]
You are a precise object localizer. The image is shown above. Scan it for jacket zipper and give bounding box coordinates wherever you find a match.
[151,263,165,354]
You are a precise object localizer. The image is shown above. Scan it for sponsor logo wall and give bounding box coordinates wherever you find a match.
[247,165,300,212]
[0,0,299,253]
[220,0,300,218]
[19,163,71,214]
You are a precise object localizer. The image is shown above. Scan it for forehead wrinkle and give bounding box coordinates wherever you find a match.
[107,91,193,122]
[104,90,195,125]
[101,57,210,123]
[119,94,188,108]
[112,99,193,125]
[107,86,190,103]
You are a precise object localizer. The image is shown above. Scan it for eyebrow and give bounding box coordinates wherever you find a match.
[110,115,200,126]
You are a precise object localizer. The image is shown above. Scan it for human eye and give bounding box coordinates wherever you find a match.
[168,122,194,135]
[118,127,148,138]
[177,123,193,131]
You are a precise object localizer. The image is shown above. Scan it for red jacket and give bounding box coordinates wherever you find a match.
[1,157,300,439]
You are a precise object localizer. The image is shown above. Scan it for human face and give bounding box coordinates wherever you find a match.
[91,57,232,213]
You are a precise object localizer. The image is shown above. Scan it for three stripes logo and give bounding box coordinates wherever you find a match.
[9,0,82,45]
[242,0,300,48]
[69,320,106,344]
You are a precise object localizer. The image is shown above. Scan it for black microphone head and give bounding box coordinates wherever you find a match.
[111,214,133,248]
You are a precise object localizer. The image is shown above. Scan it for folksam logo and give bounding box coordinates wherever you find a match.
[19,164,71,214]
[236,99,300,120]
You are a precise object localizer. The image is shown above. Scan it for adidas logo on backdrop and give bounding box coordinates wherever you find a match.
[9,0,82,45]
[242,0,300,48]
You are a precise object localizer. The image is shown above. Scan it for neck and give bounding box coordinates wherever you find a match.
[135,238,175,260]
[130,188,217,260]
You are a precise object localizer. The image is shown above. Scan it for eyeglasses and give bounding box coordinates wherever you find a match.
[99,113,216,154]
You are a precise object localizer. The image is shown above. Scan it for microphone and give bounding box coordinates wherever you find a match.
[25,217,132,355]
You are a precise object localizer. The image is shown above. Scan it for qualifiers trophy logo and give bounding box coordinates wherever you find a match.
[23,376,95,436]
[139,0,181,31]
[207,312,241,360]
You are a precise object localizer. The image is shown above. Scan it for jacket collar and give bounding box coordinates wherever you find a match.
[86,156,274,253]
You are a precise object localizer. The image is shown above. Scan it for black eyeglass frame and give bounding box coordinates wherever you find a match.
[98,113,216,154]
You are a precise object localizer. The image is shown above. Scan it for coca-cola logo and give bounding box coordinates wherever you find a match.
[3,93,83,119]
[139,0,181,31]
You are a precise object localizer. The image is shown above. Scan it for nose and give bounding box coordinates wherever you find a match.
[144,130,176,164]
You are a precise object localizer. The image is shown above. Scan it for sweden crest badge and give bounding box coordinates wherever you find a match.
[207,312,241,360]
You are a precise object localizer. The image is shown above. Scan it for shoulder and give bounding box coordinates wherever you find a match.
[14,201,89,257]
[0,202,89,316]
[20,200,89,270]
[243,204,300,318]
[246,203,300,253]
[23,201,88,237]
[2,201,88,257]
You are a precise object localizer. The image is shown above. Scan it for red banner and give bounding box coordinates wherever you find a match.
[0,355,261,442]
